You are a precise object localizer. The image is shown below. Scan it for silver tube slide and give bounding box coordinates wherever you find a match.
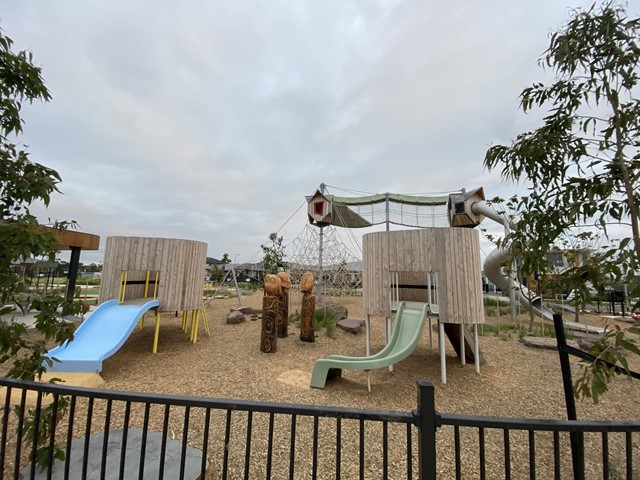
[471,201,555,321]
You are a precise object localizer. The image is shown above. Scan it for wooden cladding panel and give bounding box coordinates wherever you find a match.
[363,228,484,324]
[363,233,388,318]
[99,236,207,312]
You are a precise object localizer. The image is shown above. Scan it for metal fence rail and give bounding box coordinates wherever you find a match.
[0,377,417,479]
[436,413,640,479]
[1,377,639,479]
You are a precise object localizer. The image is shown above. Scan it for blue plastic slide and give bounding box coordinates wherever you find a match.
[45,299,160,373]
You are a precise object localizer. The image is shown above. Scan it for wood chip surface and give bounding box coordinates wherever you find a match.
[3,291,639,479]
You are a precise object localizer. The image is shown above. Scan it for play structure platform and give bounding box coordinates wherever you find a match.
[46,299,160,373]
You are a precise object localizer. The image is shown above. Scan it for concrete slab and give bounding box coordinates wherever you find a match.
[21,429,207,479]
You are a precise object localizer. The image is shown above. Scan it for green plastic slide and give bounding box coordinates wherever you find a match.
[310,302,429,389]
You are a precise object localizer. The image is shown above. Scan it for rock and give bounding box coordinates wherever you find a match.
[231,306,254,315]
[317,303,348,320]
[337,318,365,334]
[227,311,246,324]
[577,337,597,350]
[520,336,579,351]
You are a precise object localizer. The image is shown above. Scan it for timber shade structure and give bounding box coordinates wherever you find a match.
[47,227,100,302]
[100,236,207,312]
[306,188,452,229]
[362,228,484,383]
[49,228,100,251]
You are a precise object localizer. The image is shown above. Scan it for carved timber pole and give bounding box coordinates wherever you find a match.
[300,271,316,343]
[277,272,291,338]
[261,274,281,353]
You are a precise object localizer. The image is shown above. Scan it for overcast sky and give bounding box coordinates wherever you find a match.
[3,1,609,266]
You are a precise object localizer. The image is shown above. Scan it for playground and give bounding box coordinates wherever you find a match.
[3,190,639,477]
[21,291,637,478]
[91,292,638,413]
[4,284,640,477]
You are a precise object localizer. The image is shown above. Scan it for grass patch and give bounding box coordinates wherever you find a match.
[481,322,566,340]
[483,296,512,316]
[288,309,337,337]
[315,309,337,337]
[289,310,301,327]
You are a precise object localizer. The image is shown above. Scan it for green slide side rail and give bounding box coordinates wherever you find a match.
[310,302,429,389]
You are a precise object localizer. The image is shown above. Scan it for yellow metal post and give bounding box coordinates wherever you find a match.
[182,311,188,333]
[118,270,128,304]
[153,310,161,354]
[192,309,200,343]
[153,271,159,299]
[200,301,210,336]
[189,310,196,342]
[144,270,150,298]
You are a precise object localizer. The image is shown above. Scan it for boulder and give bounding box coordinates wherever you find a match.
[337,318,364,334]
[227,311,246,324]
[231,306,254,315]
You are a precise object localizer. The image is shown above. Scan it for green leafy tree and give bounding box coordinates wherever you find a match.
[208,264,224,282]
[487,195,553,331]
[0,27,80,468]
[221,253,231,264]
[484,2,640,401]
[261,232,285,275]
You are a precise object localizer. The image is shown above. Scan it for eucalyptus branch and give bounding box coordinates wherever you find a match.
[484,2,640,402]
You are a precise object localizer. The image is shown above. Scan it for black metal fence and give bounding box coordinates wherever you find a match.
[437,413,640,479]
[1,377,639,479]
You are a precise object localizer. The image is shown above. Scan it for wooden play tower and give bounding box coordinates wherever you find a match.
[362,227,485,383]
[99,236,208,351]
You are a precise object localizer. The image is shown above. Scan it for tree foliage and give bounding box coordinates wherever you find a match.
[0,27,80,379]
[261,233,285,275]
[0,27,80,469]
[483,3,640,401]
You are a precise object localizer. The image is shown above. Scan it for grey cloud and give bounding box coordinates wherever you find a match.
[3,0,599,265]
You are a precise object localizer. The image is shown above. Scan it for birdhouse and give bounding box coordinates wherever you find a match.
[448,187,486,227]
[306,189,334,226]
[305,187,372,228]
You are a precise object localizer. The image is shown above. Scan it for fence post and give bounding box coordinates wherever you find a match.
[553,313,585,480]
[415,379,437,480]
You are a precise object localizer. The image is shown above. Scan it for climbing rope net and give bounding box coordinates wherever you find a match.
[287,223,362,297]
[283,185,462,297]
